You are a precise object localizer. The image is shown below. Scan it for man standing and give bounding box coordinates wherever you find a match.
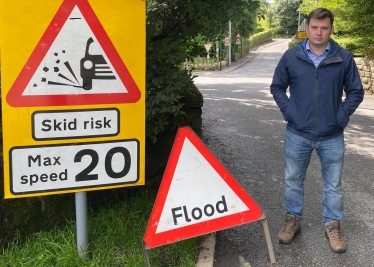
[270,8,364,253]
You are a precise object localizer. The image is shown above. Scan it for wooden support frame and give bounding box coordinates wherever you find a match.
[143,210,276,266]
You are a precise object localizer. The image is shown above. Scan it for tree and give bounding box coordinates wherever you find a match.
[334,0,374,48]
[146,0,261,141]
[270,0,305,36]
[299,0,346,34]
[300,0,374,51]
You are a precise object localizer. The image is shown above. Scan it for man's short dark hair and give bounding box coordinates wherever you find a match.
[307,8,334,26]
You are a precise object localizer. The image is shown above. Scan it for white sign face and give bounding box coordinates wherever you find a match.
[155,138,249,234]
[23,5,127,96]
[10,140,139,195]
[32,109,119,140]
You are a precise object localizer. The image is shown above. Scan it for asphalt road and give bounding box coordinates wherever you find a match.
[194,39,374,267]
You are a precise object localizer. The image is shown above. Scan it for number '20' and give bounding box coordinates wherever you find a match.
[74,147,131,182]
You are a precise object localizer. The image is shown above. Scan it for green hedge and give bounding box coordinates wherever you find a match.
[248,31,272,49]
[288,41,297,49]
[288,38,304,49]
[334,37,365,57]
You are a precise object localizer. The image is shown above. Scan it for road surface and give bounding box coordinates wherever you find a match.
[194,39,374,266]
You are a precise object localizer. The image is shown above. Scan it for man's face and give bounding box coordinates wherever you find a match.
[306,17,334,49]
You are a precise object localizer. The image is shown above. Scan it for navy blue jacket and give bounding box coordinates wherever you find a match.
[270,38,364,141]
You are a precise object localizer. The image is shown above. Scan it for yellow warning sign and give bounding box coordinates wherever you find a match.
[0,0,146,198]
[297,31,308,39]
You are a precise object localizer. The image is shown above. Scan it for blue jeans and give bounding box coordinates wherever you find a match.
[284,130,344,226]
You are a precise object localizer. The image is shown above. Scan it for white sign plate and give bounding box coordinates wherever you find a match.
[32,108,120,140]
[155,138,249,233]
[24,6,127,96]
[10,140,139,195]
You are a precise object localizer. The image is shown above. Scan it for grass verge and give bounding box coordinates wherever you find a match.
[0,188,202,267]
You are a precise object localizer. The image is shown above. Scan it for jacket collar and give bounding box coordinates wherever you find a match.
[296,38,341,59]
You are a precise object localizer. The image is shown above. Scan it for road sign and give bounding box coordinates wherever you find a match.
[6,0,141,107]
[297,31,307,39]
[0,0,145,198]
[236,38,241,45]
[204,43,212,53]
[143,127,262,248]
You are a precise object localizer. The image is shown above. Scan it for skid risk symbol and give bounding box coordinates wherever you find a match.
[7,0,141,107]
[80,37,116,90]
[44,37,115,90]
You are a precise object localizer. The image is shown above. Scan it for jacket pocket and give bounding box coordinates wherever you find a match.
[338,106,349,129]
[282,109,289,122]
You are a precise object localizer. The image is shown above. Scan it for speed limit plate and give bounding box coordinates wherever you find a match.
[9,139,139,195]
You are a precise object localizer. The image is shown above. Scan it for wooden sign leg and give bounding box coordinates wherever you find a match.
[143,242,152,267]
[260,212,276,264]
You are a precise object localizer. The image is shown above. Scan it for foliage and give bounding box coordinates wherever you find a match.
[335,0,374,49]
[270,0,307,36]
[299,0,374,51]
[0,189,201,266]
[146,0,261,142]
[299,0,346,34]
[289,40,297,48]
[333,36,365,57]
[258,0,272,28]
[249,31,273,48]
[181,35,210,59]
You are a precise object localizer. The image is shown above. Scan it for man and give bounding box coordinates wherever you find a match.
[270,8,364,253]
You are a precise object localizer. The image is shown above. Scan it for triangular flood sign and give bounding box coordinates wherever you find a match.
[7,0,141,107]
[143,126,262,248]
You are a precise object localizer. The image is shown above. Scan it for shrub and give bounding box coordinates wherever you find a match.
[334,36,365,57]
[288,41,296,48]
[247,31,272,49]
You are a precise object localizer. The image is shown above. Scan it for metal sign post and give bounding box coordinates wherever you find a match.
[228,20,232,66]
[216,41,220,71]
[75,192,89,259]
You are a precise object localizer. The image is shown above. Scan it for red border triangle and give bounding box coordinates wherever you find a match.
[143,126,262,249]
[6,0,141,107]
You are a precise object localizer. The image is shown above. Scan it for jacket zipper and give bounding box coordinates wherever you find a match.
[313,69,319,140]
[297,55,319,140]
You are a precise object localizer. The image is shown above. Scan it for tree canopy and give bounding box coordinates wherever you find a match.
[146,0,261,141]
[299,0,374,47]
[269,0,306,36]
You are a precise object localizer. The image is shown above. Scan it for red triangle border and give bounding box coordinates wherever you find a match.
[143,126,262,249]
[6,0,141,107]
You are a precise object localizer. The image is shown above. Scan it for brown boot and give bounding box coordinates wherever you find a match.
[278,214,301,244]
[325,220,346,253]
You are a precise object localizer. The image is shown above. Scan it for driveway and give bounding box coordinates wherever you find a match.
[194,39,374,266]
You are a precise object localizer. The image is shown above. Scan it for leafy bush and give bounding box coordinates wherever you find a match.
[248,31,272,49]
[145,0,261,142]
[333,36,365,57]
[181,34,212,59]
[288,41,297,48]
[146,39,194,142]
